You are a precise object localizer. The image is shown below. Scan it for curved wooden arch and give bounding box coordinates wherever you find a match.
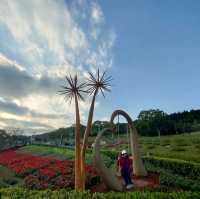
[110,109,147,176]
[93,128,123,191]
[93,110,147,191]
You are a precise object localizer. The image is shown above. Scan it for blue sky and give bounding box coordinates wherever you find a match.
[95,0,200,120]
[0,0,199,132]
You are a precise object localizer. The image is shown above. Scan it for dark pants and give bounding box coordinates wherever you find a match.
[121,168,133,185]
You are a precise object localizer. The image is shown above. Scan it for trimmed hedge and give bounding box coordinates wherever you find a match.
[101,150,200,180]
[143,156,200,180]
[160,172,200,191]
[101,150,118,160]
[0,188,200,199]
[144,160,200,191]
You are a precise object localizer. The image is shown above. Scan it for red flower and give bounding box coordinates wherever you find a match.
[0,149,100,190]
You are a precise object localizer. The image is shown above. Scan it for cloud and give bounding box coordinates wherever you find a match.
[91,2,104,25]
[0,0,88,66]
[0,117,53,129]
[0,98,67,119]
[0,55,59,98]
[0,56,89,129]
[0,0,116,132]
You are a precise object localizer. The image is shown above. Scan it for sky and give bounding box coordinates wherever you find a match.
[0,0,199,133]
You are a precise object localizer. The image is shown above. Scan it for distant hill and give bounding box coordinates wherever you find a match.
[0,129,11,150]
[32,124,86,146]
[0,129,30,150]
[21,109,200,146]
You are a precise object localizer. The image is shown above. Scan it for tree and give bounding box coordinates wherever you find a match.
[92,121,111,136]
[138,109,167,121]
[80,69,111,189]
[59,75,87,191]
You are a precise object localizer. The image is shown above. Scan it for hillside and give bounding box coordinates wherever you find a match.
[0,130,10,150]
[32,124,86,146]
[0,129,30,150]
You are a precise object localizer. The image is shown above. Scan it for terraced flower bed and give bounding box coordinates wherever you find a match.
[0,149,100,190]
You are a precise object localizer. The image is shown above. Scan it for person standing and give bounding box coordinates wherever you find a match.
[117,149,134,189]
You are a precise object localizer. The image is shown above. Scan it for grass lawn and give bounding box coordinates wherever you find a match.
[139,132,200,163]
[103,132,200,163]
[18,132,200,167]
[18,145,75,160]
[18,145,96,164]
[1,132,200,192]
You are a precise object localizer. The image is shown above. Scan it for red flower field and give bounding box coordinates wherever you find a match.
[0,149,99,190]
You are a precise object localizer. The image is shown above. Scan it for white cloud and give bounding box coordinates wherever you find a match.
[91,2,104,25]
[0,53,25,71]
[0,0,116,132]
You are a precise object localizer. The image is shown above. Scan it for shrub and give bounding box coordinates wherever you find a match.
[146,145,156,150]
[191,138,200,145]
[3,177,18,185]
[143,156,200,180]
[0,188,200,199]
[160,141,170,146]
[173,138,188,146]
[170,146,186,152]
[101,150,118,160]
[0,180,8,188]
[160,172,200,191]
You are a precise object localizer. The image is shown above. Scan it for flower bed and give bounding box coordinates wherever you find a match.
[0,149,100,190]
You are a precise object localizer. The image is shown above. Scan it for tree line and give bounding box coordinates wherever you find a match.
[91,109,200,137]
[34,108,200,140]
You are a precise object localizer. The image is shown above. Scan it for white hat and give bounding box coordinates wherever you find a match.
[121,149,127,155]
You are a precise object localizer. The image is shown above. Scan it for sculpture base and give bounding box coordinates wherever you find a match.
[90,172,160,192]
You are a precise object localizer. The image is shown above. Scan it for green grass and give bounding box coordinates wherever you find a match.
[140,132,200,163]
[1,188,200,199]
[18,145,74,160]
[18,145,95,164]
[19,132,200,164]
[105,132,200,163]
[1,132,200,192]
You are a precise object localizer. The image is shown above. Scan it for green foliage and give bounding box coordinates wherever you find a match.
[19,145,75,160]
[170,146,186,152]
[110,132,200,163]
[135,109,200,137]
[143,156,200,180]
[101,150,118,160]
[3,177,18,186]
[0,188,200,199]
[146,145,156,150]
[160,172,200,191]
[138,109,167,121]
[172,138,188,146]
[33,125,86,146]
[19,145,95,164]
[144,159,200,191]
[91,121,111,136]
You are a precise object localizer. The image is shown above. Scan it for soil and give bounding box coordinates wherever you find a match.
[91,172,160,192]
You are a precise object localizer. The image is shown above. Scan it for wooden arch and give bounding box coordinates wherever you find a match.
[110,110,147,176]
[93,110,147,191]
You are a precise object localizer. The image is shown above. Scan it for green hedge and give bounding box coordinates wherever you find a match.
[101,150,200,180]
[144,159,200,191]
[0,188,200,199]
[101,150,118,160]
[160,172,200,191]
[143,156,200,180]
